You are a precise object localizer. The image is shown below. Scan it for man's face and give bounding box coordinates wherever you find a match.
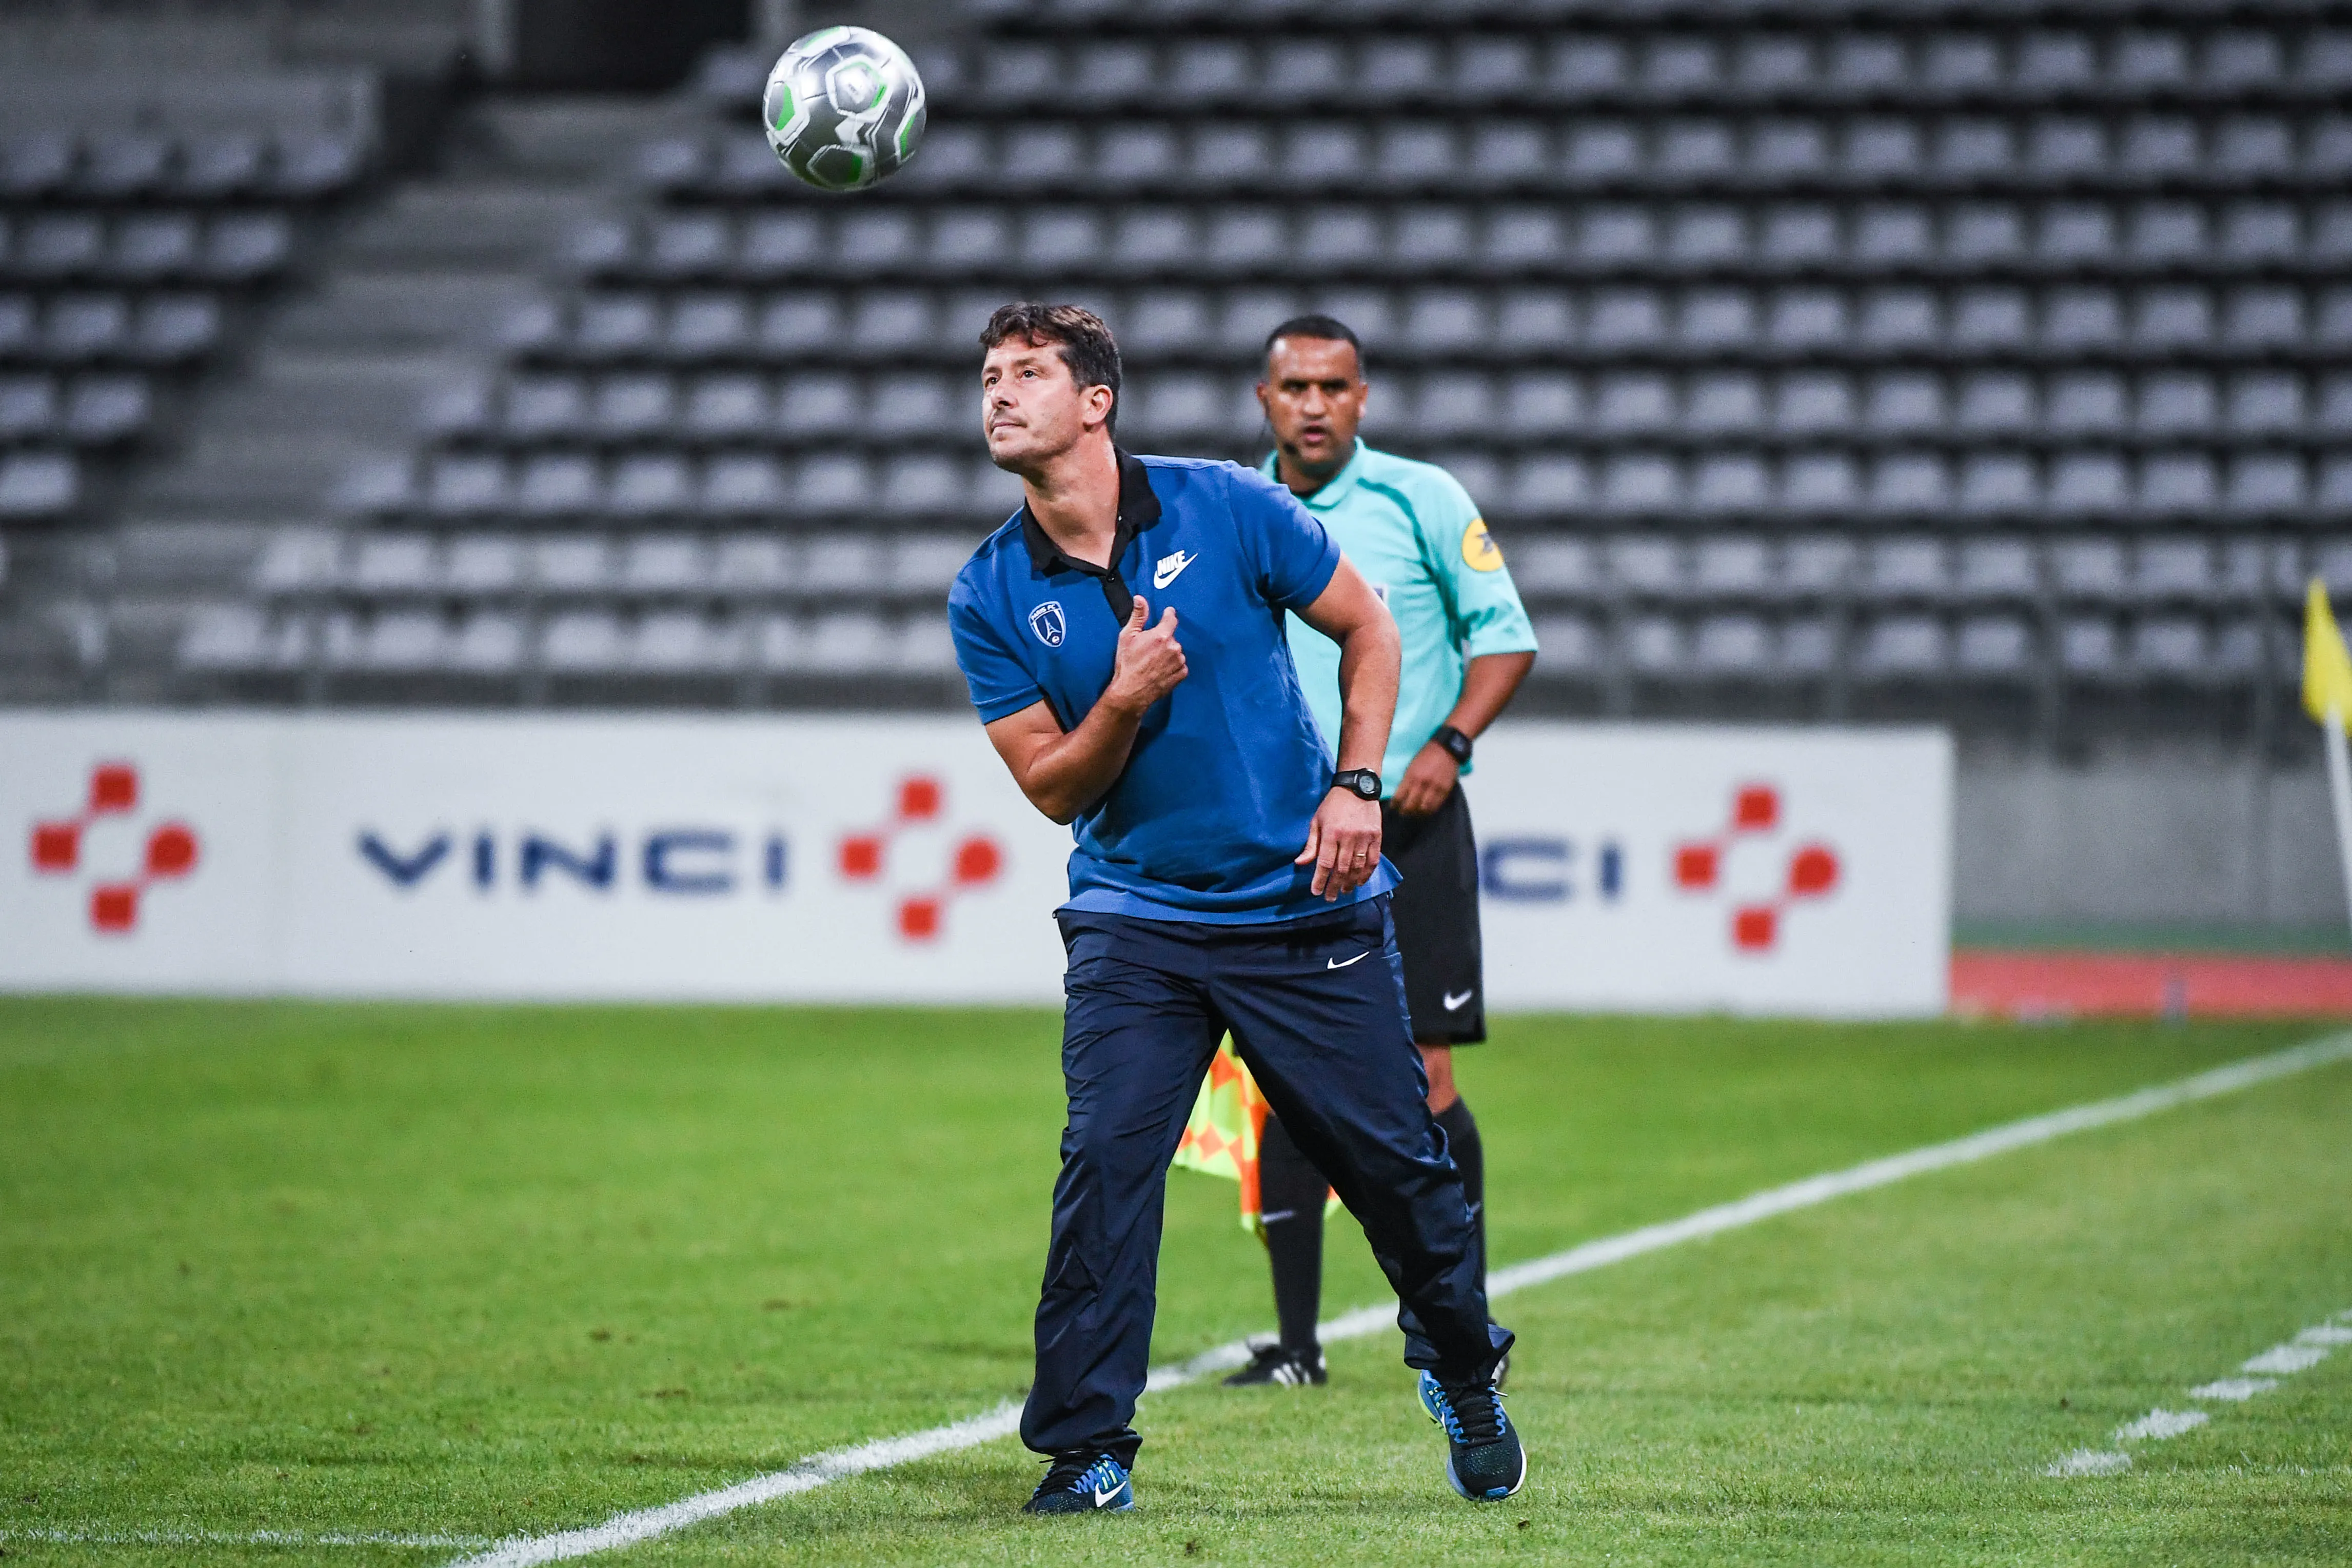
[1258,335,1367,482]
[981,338,1109,472]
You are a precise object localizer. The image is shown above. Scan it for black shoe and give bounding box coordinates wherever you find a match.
[1221,1342,1328,1387]
[1418,1370,1528,1501]
[1021,1448,1134,1514]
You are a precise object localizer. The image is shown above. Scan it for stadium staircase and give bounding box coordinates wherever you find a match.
[3,0,2346,756]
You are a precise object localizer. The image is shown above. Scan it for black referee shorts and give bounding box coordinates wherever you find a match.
[1381,783,1486,1046]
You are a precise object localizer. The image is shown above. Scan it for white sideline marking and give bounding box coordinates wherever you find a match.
[2048,1306,2348,1477]
[454,1030,2352,1566]
[2117,1408,2209,1442]
[2,1528,490,1548]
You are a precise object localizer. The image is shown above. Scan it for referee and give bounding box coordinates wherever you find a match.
[948,304,1526,1513]
[1222,315,1538,1391]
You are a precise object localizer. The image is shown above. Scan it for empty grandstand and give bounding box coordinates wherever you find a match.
[1,0,2343,762]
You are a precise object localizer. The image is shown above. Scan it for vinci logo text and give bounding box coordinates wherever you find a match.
[1479,838,1625,903]
[1672,783,1840,952]
[838,775,1004,941]
[28,761,201,933]
[359,828,788,896]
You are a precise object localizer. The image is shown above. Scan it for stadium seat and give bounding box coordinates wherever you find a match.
[179,604,291,669]
[1693,536,1772,599]
[446,536,523,594]
[2048,372,2127,434]
[1781,537,1857,600]
[1855,614,1947,679]
[1687,372,1764,434]
[1691,613,1771,676]
[2058,615,2125,680]
[510,453,592,517]
[1955,372,2036,435]
[0,450,77,515]
[1691,454,1771,514]
[1954,538,2040,601]
[2119,203,2200,269]
[1954,614,2034,678]
[532,536,614,593]
[702,453,787,515]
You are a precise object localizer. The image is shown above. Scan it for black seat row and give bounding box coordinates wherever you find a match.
[0,211,292,284]
[576,198,2351,286]
[0,129,364,202]
[867,29,2352,115]
[0,292,223,365]
[420,365,2352,451]
[641,114,2352,201]
[502,282,2352,368]
[0,371,151,446]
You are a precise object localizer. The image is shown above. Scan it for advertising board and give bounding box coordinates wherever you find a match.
[0,712,1947,1015]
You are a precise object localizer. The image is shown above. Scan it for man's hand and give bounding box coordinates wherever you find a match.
[1295,788,1383,900]
[1103,596,1186,716]
[1391,741,1459,817]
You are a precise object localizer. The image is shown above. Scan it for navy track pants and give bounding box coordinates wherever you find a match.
[1020,893,1511,1465]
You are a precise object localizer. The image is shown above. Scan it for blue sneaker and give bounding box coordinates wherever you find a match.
[1021,1449,1135,1515]
[1418,1369,1527,1501]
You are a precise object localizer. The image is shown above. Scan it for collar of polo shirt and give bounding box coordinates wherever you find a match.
[1260,437,1367,512]
[1017,447,1165,621]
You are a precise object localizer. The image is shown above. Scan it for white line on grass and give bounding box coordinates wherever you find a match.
[2,1528,491,1548]
[2044,1306,2347,1477]
[455,1029,2352,1567]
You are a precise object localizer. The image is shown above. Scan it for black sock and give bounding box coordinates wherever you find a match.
[1434,1097,1487,1286]
[1257,1113,1326,1354]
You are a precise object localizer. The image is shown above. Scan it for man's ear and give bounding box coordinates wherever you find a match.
[1085,382,1115,431]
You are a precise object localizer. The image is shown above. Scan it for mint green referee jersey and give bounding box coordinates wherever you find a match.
[1273,440,1538,797]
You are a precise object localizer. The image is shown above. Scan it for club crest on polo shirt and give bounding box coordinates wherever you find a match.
[1029,601,1066,647]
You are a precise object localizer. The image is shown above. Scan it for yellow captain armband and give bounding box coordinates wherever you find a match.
[1461,516,1504,572]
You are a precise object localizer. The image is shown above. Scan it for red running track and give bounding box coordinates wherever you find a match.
[1952,950,2352,1020]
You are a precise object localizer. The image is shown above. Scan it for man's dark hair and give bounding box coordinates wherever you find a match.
[979,302,1121,435]
[1263,313,1363,368]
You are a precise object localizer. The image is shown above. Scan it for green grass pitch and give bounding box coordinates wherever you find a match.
[2,1000,2347,1565]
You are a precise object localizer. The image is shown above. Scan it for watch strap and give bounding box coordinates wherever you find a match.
[1331,768,1382,801]
[1434,725,1474,765]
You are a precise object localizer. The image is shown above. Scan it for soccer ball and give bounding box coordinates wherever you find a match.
[763,26,927,193]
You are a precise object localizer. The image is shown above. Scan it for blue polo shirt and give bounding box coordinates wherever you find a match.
[948,450,1399,924]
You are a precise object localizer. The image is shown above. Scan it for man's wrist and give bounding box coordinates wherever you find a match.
[1432,725,1474,765]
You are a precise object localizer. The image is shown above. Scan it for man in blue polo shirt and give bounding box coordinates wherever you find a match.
[948,304,1525,1514]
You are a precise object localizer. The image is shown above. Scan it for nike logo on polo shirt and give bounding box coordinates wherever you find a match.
[1327,952,1368,969]
[1152,549,1196,589]
[1444,988,1475,1010]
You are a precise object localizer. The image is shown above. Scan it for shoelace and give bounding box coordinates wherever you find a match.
[1037,1450,1116,1496]
[1438,1381,1508,1445]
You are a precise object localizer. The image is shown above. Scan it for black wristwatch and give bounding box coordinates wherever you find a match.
[1331,768,1382,801]
[1433,725,1474,766]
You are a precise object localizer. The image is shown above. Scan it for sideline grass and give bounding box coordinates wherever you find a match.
[0,1001,2342,1565]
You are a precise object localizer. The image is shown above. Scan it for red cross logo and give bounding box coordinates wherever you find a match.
[837,775,1003,941]
[29,761,201,934]
[1672,783,1839,953]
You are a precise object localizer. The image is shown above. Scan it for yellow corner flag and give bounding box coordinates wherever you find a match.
[2306,579,2352,731]
[1171,1038,1339,1236]
[1172,1038,1269,1233]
